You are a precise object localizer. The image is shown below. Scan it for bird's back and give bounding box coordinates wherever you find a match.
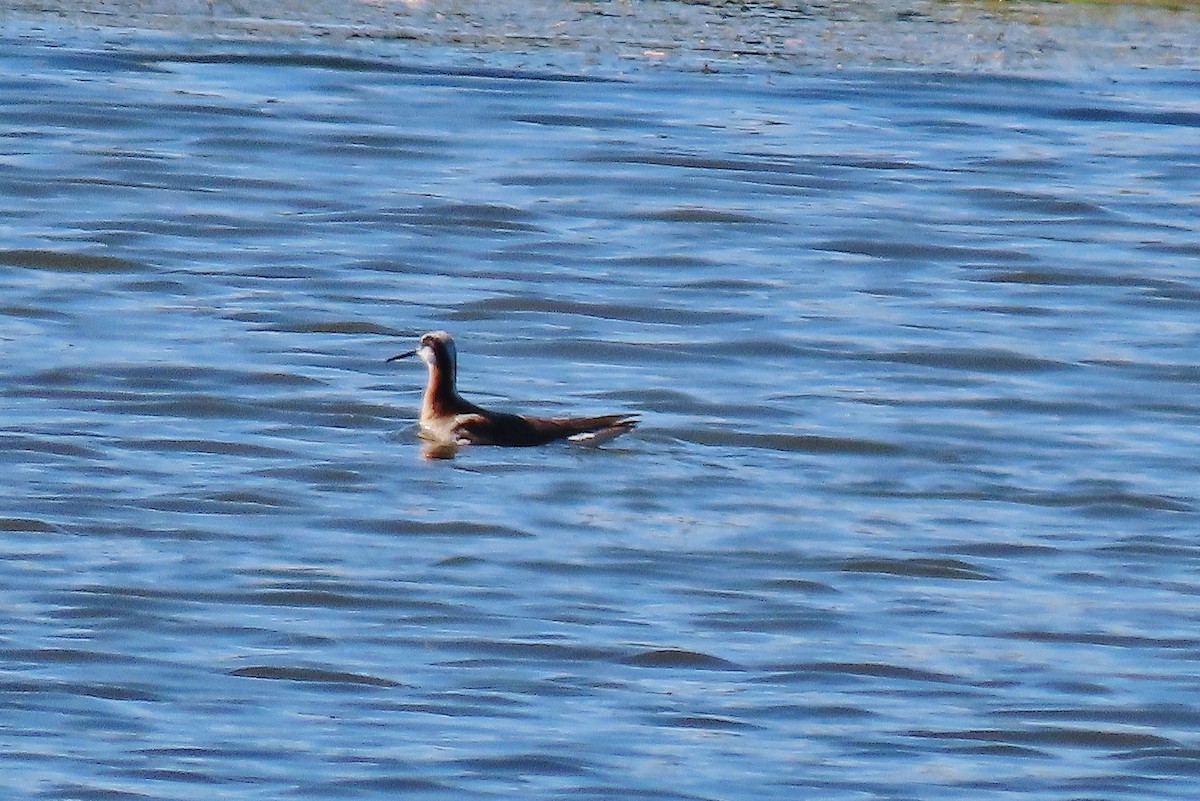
[445,410,637,447]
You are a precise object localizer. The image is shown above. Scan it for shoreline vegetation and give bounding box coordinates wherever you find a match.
[3,0,1200,73]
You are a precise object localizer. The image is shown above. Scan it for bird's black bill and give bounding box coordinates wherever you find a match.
[386,349,418,363]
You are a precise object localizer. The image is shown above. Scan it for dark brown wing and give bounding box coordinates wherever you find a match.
[454,411,638,446]
[523,413,639,445]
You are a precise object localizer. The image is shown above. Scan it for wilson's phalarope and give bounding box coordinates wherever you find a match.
[388,331,638,448]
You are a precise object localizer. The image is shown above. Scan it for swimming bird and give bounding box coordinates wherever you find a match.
[387,331,638,448]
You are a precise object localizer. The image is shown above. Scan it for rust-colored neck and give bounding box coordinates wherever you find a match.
[421,348,463,420]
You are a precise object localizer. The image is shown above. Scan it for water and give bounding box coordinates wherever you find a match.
[3,8,1200,801]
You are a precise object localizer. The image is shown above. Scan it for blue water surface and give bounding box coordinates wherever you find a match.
[2,14,1200,801]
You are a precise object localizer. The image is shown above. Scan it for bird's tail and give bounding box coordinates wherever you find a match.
[559,414,639,444]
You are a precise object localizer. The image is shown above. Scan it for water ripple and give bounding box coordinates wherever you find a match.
[4,19,1200,801]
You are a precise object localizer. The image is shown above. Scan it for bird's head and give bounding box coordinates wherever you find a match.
[387,330,458,382]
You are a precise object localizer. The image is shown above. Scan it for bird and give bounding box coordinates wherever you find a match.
[387,330,638,449]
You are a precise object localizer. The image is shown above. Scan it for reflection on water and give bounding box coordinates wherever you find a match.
[419,440,460,460]
[3,9,1200,801]
[6,0,1200,72]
